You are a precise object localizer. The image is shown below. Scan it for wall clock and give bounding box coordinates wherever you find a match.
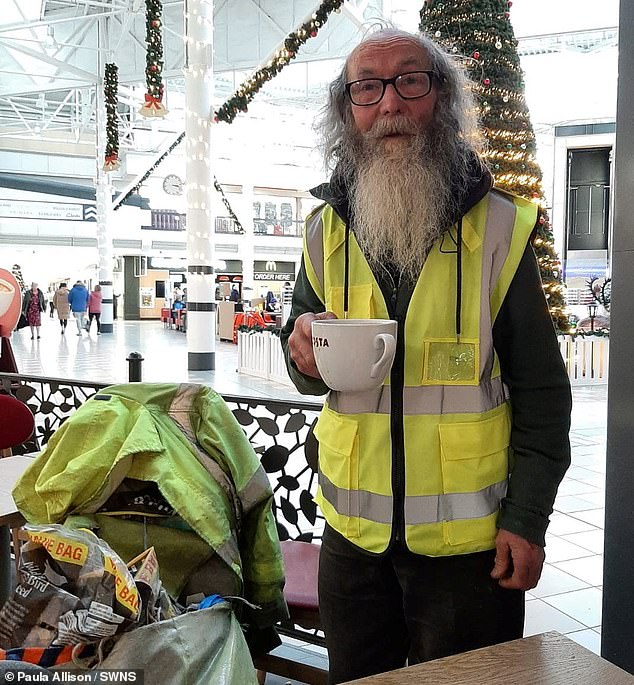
[163,174,184,195]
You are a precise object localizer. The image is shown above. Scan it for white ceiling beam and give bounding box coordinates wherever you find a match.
[248,0,287,40]
[1,39,97,81]
[45,17,97,85]
[0,9,126,35]
[341,3,366,29]
[111,0,145,56]
[112,13,146,54]
[41,88,74,132]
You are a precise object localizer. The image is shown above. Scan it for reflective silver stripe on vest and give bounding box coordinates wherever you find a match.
[304,210,325,295]
[404,480,507,525]
[319,471,393,524]
[319,471,507,525]
[485,192,516,302]
[327,377,508,415]
[479,191,517,378]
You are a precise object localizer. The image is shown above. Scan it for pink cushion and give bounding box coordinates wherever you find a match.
[0,394,35,449]
[281,540,320,610]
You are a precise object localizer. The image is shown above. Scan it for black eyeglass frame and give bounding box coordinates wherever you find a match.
[344,70,436,106]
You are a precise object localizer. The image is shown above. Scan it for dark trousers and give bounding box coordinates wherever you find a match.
[88,311,101,332]
[318,525,524,684]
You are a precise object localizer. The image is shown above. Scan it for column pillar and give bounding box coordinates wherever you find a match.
[95,18,114,333]
[185,0,215,370]
[601,0,634,673]
[240,181,255,304]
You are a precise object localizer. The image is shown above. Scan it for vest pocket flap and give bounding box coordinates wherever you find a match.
[327,284,374,319]
[439,412,510,461]
[324,226,346,259]
[314,407,358,457]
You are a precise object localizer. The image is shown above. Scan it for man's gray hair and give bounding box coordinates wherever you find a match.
[317,28,483,171]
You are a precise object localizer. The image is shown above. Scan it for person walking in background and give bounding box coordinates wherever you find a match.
[52,282,70,334]
[22,282,46,340]
[48,287,56,318]
[68,280,89,336]
[87,284,102,334]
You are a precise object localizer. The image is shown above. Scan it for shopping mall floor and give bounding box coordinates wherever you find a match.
[8,317,609,679]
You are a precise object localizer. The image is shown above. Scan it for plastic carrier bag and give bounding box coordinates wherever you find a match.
[58,602,259,684]
[0,525,259,683]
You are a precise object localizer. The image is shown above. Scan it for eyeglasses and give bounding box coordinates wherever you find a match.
[345,70,435,106]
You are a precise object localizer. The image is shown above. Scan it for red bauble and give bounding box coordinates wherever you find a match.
[507,1,513,6]
[504,11,510,18]
[539,216,546,224]
[152,19,161,27]
[483,78,490,86]
[473,51,480,59]
[310,30,318,37]
[149,64,158,72]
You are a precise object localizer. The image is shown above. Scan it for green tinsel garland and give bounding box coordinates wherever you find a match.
[214,0,345,124]
[103,63,120,172]
[139,0,168,118]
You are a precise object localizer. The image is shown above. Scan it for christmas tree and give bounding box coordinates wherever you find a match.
[420,0,569,332]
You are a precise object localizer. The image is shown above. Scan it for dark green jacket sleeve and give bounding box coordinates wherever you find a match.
[493,245,572,547]
[280,256,329,397]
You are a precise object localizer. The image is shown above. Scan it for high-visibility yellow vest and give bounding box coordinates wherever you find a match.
[303,189,537,555]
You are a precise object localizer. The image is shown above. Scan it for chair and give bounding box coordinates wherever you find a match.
[0,394,35,458]
[0,394,36,572]
[255,540,326,685]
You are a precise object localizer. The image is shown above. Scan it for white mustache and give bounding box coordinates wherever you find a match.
[367,117,420,139]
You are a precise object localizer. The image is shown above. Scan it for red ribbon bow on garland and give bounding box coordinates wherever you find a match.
[103,153,121,173]
[139,92,168,118]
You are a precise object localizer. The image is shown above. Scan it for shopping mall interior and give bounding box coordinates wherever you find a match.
[1,1,633,683]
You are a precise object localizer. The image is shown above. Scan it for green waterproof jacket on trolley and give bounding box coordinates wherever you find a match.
[303,189,538,556]
[12,383,288,630]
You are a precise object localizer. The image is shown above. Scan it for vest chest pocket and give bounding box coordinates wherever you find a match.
[314,407,359,490]
[327,284,374,320]
[438,410,510,493]
[438,410,510,546]
[314,407,361,537]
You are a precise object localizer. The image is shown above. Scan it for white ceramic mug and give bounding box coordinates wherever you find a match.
[311,318,397,392]
[0,277,15,318]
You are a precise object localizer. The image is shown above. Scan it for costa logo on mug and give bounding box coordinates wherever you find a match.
[311,318,397,392]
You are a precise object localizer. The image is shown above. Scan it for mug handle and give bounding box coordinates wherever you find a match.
[370,333,397,380]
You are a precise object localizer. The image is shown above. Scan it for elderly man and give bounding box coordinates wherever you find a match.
[280,29,572,683]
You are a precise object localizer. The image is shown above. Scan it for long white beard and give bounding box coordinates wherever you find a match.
[349,119,458,283]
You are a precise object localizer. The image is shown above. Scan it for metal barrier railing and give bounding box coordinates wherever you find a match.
[0,372,324,543]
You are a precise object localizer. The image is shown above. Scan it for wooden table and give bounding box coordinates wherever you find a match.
[343,632,634,684]
[0,455,33,605]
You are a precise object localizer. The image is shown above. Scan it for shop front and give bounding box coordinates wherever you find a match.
[253,260,296,304]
